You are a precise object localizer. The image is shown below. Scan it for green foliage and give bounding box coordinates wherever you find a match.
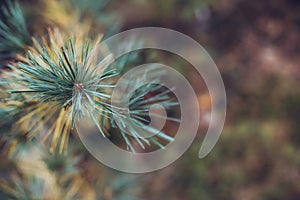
[0,1,31,64]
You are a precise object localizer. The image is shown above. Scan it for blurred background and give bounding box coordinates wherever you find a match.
[0,0,300,199]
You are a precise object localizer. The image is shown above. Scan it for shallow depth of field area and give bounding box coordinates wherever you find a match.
[0,0,299,199]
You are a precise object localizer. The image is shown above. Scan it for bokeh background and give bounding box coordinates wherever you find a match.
[0,0,299,199]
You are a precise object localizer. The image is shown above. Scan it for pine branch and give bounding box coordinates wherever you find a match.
[2,29,179,153]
